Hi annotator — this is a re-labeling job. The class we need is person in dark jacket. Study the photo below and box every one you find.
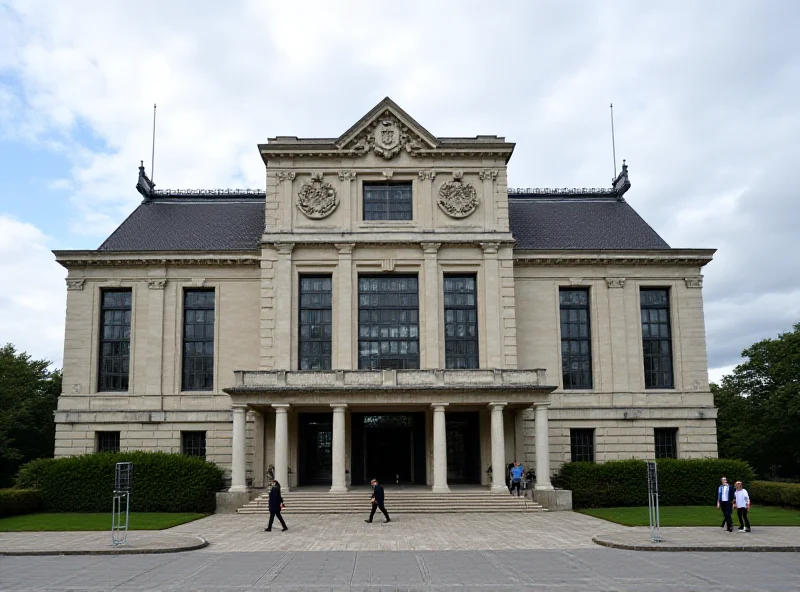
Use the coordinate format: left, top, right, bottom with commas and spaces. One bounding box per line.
365, 478, 391, 523
265, 480, 288, 532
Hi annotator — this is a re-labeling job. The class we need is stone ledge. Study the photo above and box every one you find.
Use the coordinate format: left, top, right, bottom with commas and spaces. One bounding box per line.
592, 526, 800, 552
0, 532, 208, 556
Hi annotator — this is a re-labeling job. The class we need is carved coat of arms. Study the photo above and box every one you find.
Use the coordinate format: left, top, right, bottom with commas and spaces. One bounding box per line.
297, 174, 339, 219
438, 177, 480, 218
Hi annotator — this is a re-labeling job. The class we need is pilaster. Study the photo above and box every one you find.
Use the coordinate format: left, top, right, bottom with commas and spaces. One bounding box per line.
482, 243, 502, 368
335, 243, 355, 369
422, 242, 442, 369
274, 243, 294, 370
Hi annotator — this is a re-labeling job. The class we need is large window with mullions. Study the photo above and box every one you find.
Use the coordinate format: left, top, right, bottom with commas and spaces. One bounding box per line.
444, 276, 479, 369
363, 182, 413, 220
98, 289, 132, 392
299, 276, 333, 370
182, 290, 215, 391
559, 288, 593, 389
640, 288, 674, 389
358, 276, 419, 369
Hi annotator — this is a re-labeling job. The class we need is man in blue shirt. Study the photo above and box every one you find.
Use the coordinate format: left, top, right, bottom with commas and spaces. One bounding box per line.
717, 476, 733, 532
509, 461, 525, 497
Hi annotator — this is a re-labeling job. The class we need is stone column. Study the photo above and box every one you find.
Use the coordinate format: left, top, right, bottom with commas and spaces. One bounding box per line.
274, 243, 294, 370
431, 403, 450, 493
330, 404, 348, 493
482, 243, 502, 368
422, 242, 442, 369
229, 404, 249, 493
534, 402, 553, 490
335, 243, 355, 369
489, 402, 507, 493
273, 404, 290, 491
252, 410, 266, 489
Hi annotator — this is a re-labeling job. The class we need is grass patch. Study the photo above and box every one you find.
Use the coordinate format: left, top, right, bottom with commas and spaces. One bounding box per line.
0, 512, 206, 532
578, 505, 800, 527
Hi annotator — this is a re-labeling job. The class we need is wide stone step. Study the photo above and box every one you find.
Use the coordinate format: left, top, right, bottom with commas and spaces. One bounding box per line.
237, 489, 545, 514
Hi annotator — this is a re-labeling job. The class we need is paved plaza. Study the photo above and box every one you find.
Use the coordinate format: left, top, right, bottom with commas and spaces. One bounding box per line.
1, 513, 799, 590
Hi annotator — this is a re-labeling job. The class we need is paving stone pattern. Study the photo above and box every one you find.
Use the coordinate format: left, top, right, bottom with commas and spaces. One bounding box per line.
168, 511, 624, 552
2, 549, 800, 590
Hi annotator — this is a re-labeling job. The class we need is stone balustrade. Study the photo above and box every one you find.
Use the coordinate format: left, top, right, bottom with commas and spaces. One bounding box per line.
232, 368, 548, 390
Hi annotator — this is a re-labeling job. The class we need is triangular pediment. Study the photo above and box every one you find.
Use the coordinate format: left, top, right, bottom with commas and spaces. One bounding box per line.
336, 97, 439, 153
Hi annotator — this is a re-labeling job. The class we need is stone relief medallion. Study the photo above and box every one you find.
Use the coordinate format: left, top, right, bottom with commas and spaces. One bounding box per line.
297, 175, 339, 219
437, 178, 480, 218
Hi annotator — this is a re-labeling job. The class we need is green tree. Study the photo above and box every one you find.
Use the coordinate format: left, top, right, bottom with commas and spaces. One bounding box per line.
713, 323, 800, 479
0, 344, 62, 487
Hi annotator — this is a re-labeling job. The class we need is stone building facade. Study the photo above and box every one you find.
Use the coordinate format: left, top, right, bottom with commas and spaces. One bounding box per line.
53, 98, 717, 499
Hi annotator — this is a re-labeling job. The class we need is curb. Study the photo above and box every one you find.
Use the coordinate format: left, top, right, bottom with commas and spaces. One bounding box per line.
592, 536, 800, 553
0, 536, 209, 556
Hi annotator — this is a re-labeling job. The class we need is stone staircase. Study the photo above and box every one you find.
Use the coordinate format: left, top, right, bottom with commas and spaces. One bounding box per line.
237, 487, 546, 514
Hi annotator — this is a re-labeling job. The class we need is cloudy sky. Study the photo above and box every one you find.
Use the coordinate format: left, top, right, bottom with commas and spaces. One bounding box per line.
1, 0, 798, 382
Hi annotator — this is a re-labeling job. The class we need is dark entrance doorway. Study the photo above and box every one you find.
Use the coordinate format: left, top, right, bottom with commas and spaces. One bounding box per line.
298, 413, 332, 485
351, 412, 426, 485
446, 412, 481, 484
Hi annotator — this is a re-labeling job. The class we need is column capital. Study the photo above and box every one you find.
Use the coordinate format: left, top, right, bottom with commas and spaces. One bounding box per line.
421, 242, 441, 255
66, 278, 85, 291
431, 403, 449, 411
338, 170, 356, 181
275, 243, 295, 256
232, 404, 249, 412
272, 403, 290, 412
147, 279, 167, 290
488, 402, 507, 410
685, 276, 703, 289
330, 403, 348, 410
335, 242, 355, 255
479, 169, 498, 181
605, 277, 626, 289
533, 401, 552, 409
480, 242, 500, 255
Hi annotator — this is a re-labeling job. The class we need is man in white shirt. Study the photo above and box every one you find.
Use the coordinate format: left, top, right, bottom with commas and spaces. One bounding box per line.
716, 476, 734, 532
734, 481, 751, 532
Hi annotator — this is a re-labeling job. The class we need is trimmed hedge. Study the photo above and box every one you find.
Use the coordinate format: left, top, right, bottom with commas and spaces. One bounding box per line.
554, 458, 755, 509
15, 451, 224, 513
0, 488, 42, 518
750, 481, 800, 509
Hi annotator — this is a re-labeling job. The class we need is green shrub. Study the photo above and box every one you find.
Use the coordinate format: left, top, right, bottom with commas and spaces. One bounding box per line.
750, 481, 800, 509
555, 458, 754, 509
0, 488, 41, 518
16, 452, 224, 513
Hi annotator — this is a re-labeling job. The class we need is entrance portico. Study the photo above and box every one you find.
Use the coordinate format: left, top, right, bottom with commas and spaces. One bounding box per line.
224, 368, 556, 494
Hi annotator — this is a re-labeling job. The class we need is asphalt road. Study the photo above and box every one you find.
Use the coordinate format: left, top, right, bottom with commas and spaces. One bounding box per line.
1, 548, 799, 591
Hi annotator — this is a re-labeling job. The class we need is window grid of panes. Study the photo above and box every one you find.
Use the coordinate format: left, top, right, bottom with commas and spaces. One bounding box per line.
98, 290, 132, 392
358, 276, 420, 369
559, 289, 593, 389
182, 290, 215, 391
96, 431, 120, 453
444, 276, 479, 369
181, 431, 207, 458
640, 289, 674, 389
654, 428, 678, 459
363, 183, 413, 220
570, 428, 595, 462
299, 276, 333, 370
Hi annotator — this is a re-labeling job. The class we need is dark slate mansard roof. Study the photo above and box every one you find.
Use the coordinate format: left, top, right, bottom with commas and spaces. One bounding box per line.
508, 163, 670, 250
98, 164, 265, 251
99, 161, 669, 252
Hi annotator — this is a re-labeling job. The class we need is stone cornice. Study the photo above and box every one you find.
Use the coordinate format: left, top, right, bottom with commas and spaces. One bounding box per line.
261, 233, 516, 248
53, 250, 260, 269
513, 249, 715, 267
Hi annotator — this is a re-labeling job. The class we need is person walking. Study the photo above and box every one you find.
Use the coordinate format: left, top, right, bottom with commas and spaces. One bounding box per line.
717, 476, 733, 532
264, 480, 288, 532
509, 461, 525, 497
734, 481, 752, 532
365, 478, 391, 523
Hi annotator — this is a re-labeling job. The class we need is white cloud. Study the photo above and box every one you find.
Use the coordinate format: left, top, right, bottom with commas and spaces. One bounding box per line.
0, 215, 66, 367
0, 0, 799, 371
